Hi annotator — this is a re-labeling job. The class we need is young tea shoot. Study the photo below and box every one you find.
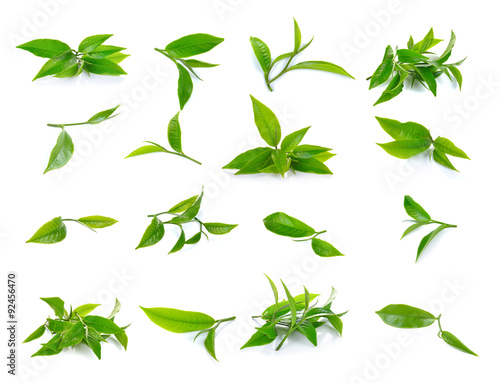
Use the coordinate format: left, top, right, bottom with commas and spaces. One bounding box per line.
224, 96, 336, 176
155, 34, 223, 109
44, 105, 119, 173
140, 306, 235, 361
401, 196, 456, 262
263, 212, 343, 257
17, 35, 128, 81
376, 304, 477, 356
242, 276, 346, 351
136, 188, 237, 253
376, 117, 470, 172
26, 216, 117, 244
368, 28, 465, 105
250, 18, 354, 91
24, 298, 129, 359
125, 112, 201, 165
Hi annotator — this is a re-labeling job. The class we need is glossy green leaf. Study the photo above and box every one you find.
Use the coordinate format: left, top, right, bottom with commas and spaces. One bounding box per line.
292, 145, 331, 159
411, 28, 440, 53
108, 298, 122, 319
44, 130, 74, 173
416, 66, 437, 96
85, 327, 102, 359
404, 195, 431, 221
280, 127, 310, 152
168, 196, 198, 214
440, 331, 477, 356
437, 31, 456, 62
85, 45, 125, 59
377, 139, 432, 159
82, 57, 127, 76
47, 319, 72, 333
106, 52, 129, 64
396, 49, 429, 63
375, 117, 431, 141
177, 63, 193, 110
374, 71, 407, 106
434, 137, 469, 159
32, 335, 63, 357
203, 223, 238, 235
433, 149, 458, 171
223, 147, 273, 170
376, 304, 436, 328
416, 224, 452, 261
293, 18, 302, 51
263, 212, 315, 238
73, 303, 100, 317
287, 61, 354, 79
204, 328, 217, 361
327, 314, 343, 336
17, 39, 70, 58
87, 105, 119, 124
27, 217, 67, 244
171, 190, 203, 224
290, 157, 333, 174
59, 322, 85, 349
125, 145, 165, 158
241, 328, 276, 349
32, 51, 77, 81
401, 221, 431, 239
448, 65, 462, 90
185, 232, 202, 244
115, 331, 128, 350
140, 307, 215, 333
77, 216, 117, 229
23, 325, 46, 343
168, 227, 185, 254
165, 34, 224, 58
167, 112, 182, 153
250, 37, 272, 73
136, 216, 165, 249
83, 315, 125, 334
297, 321, 317, 346
369, 45, 394, 89
281, 281, 297, 327
311, 238, 343, 257
272, 149, 290, 177
54, 62, 80, 78
250, 96, 281, 147
183, 59, 218, 68
78, 34, 112, 53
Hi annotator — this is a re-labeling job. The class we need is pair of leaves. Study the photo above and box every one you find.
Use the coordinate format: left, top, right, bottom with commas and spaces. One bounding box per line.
223, 96, 335, 176
136, 189, 237, 253
376, 116, 470, 171
126, 112, 201, 165
369, 29, 465, 105
44, 105, 119, 173
376, 304, 477, 356
263, 212, 343, 257
140, 306, 235, 361
26, 215, 117, 244
242, 276, 346, 351
155, 34, 223, 109
250, 18, 353, 91
25, 298, 128, 359
17, 35, 128, 81
401, 196, 456, 261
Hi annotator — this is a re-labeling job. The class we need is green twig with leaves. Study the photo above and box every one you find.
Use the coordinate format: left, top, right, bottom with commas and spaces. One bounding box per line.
24, 298, 129, 360
17, 35, 128, 81
251, 18, 354, 91
376, 117, 470, 172
368, 28, 465, 105
376, 304, 477, 356
263, 212, 343, 257
224, 96, 336, 176
401, 196, 456, 262
44, 105, 119, 173
242, 276, 346, 351
155, 34, 223, 110
136, 188, 237, 253
125, 112, 201, 165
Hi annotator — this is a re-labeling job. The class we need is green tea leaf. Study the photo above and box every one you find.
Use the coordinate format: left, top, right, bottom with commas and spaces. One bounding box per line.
204, 328, 217, 361
140, 307, 215, 333
78, 34, 113, 53
168, 196, 198, 214
47, 319, 72, 333
17, 39, 71, 58
136, 217, 165, 249
401, 221, 431, 239
373, 71, 407, 105
396, 49, 429, 63
292, 145, 331, 159
272, 149, 290, 177
327, 314, 343, 336
87, 105, 119, 124
125, 145, 166, 158
369, 45, 394, 89
27, 217, 67, 244
293, 18, 302, 51
54, 62, 80, 78
83, 315, 125, 334
448, 65, 462, 90
223, 147, 273, 170
106, 52, 129, 64
115, 331, 128, 351
411, 28, 440, 53
263, 212, 316, 238
77, 216, 117, 229
311, 238, 343, 257
290, 157, 333, 175
44, 130, 74, 173
250, 37, 272, 73
167, 112, 182, 153
377, 139, 432, 159
203, 223, 238, 235
375, 117, 431, 141
185, 232, 202, 244
416, 224, 452, 261
177, 63, 193, 110
241, 328, 276, 349
165, 34, 224, 58
416, 66, 437, 96
433, 137, 469, 159
250, 95, 281, 147
287, 61, 354, 79
297, 321, 317, 346
171, 190, 203, 224
168, 227, 185, 254
281, 281, 297, 327
73, 303, 100, 317
108, 298, 122, 319
440, 331, 478, 356
85, 327, 102, 359
376, 304, 436, 328
59, 322, 85, 349
280, 127, 310, 152
183, 59, 218, 68
437, 30, 456, 62
23, 325, 46, 343
85, 45, 125, 59
404, 195, 431, 221
33, 51, 77, 81
433, 149, 458, 171
82, 57, 127, 76
32, 335, 63, 357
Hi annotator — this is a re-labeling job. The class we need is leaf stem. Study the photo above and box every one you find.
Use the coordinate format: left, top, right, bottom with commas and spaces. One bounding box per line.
47, 122, 88, 128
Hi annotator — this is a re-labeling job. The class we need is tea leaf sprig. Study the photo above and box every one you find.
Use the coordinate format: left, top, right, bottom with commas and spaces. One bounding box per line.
263, 212, 343, 257
401, 196, 456, 262
17, 35, 128, 81
140, 306, 235, 361
243, 276, 346, 351
44, 105, 119, 173
376, 117, 470, 172
224, 96, 335, 176
251, 18, 354, 91
136, 188, 237, 253
376, 304, 477, 356
26, 215, 117, 244
24, 298, 129, 360
368, 28, 465, 105
125, 112, 201, 165
155, 34, 224, 110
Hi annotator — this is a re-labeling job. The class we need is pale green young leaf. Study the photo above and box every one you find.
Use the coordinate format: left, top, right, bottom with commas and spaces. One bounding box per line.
140, 307, 215, 333
293, 18, 302, 51
396, 49, 429, 63
165, 34, 224, 58
287, 61, 354, 79
83, 315, 125, 334
416, 224, 453, 261
125, 145, 166, 158
73, 303, 100, 317
27, 217, 67, 244
78, 34, 113, 53
203, 223, 238, 235
292, 145, 332, 158
87, 105, 119, 124
32, 51, 77, 81
281, 281, 297, 327
311, 238, 343, 257
82, 57, 127, 76
433, 149, 458, 171
280, 127, 310, 152
168, 196, 198, 214
85, 45, 125, 59
250, 37, 272, 73
433, 137, 469, 159
167, 112, 182, 153
23, 325, 46, 343
77, 216, 117, 229
183, 59, 218, 68
272, 149, 290, 177
250, 95, 281, 147
204, 328, 217, 361
168, 227, 185, 254
171, 190, 203, 224
223, 147, 273, 170
136, 216, 165, 249
448, 65, 462, 90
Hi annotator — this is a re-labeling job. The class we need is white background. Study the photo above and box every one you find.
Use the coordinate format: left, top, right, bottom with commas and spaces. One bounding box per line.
1, 0, 498, 382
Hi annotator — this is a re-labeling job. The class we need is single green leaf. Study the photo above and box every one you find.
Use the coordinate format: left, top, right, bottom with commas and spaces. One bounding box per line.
376, 304, 436, 328
17, 39, 71, 58
404, 195, 431, 221
401, 221, 431, 239
281, 281, 297, 327
292, 145, 332, 159
169, 227, 185, 254
411, 28, 440, 53
44, 130, 74, 174
32, 50, 77, 81
263, 212, 316, 238
177, 63, 193, 110
203, 223, 238, 235
204, 328, 217, 361
167, 112, 182, 153
136, 216, 165, 249
377, 139, 432, 159
416, 66, 437, 96
185, 232, 202, 244
27, 217, 67, 244
433, 137, 469, 159
73, 303, 100, 317
77, 216, 117, 229
235, 149, 274, 174
85, 327, 102, 359
168, 196, 198, 214
313, 152, 335, 163
78, 34, 113, 53
87, 105, 119, 124
287, 60, 354, 79
23, 325, 46, 343
171, 190, 203, 224
82, 56, 127, 76
54, 62, 80, 78
125, 145, 166, 158
437, 31, 456, 62
264, 274, 279, 314
373, 71, 407, 105
369, 45, 394, 89
448, 65, 462, 90
297, 321, 317, 346
59, 322, 85, 349
250, 37, 272, 73
166, 34, 224, 58
83, 315, 125, 334
293, 18, 302, 51
183, 59, 218, 68
375, 117, 431, 141
272, 149, 290, 177
85, 45, 125, 59
416, 224, 452, 261
327, 314, 343, 336
241, 328, 276, 349
105, 52, 129, 64
223, 147, 273, 170
433, 149, 458, 171
32, 337, 63, 357
140, 307, 215, 333
396, 49, 429, 63
47, 319, 72, 333
290, 157, 333, 175
280, 127, 310, 152
115, 331, 128, 351
440, 331, 478, 356
250, 95, 281, 147
311, 238, 343, 257
108, 298, 122, 319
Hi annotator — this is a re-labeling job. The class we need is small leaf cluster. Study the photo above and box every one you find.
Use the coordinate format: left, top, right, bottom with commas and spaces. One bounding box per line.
263, 212, 343, 257
369, 28, 465, 105
376, 304, 477, 356
155, 34, 224, 109
140, 306, 235, 361
24, 298, 129, 360
17, 35, 128, 81
376, 117, 470, 171
126, 112, 201, 165
242, 276, 346, 351
224, 96, 336, 176
251, 18, 354, 91
44, 106, 119, 173
136, 189, 237, 253
27, 215, 118, 244
401, 196, 456, 262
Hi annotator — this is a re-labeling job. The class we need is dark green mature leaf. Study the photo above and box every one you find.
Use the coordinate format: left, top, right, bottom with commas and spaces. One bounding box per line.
171, 190, 203, 224
33, 50, 77, 81
376, 304, 436, 328
27, 217, 67, 244
140, 307, 215, 333
377, 139, 432, 159
416, 224, 452, 261
168, 196, 198, 214
204, 328, 217, 361
168, 227, 185, 254
440, 331, 478, 356
77, 216, 117, 229
87, 105, 119, 124
396, 49, 429, 63
177, 63, 193, 110
167, 112, 182, 153
448, 65, 462, 90
136, 216, 165, 249
23, 325, 46, 343
311, 238, 343, 257
44, 130, 74, 173
272, 149, 290, 177
281, 127, 310, 152
166, 34, 224, 58
250, 96, 281, 147
291, 157, 333, 174
203, 223, 238, 235
416, 66, 437, 96
433, 149, 458, 171
369, 45, 394, 89
59, 322, 85, 349
374, 71, 407, 105
292, 145, 331, 159
297, 321, 317, 346
250, 37, 272, 73
78, 34, 113, 53
82, 57, 127, 76
433, 137, 469, 159
17, 39, 71, 58
404, 195, 431, 221
287, 61, 354, 79
125, 145, 165, 158
263, 212, 316, 238
83, 316, 125, 334
375, 117, 431, 141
